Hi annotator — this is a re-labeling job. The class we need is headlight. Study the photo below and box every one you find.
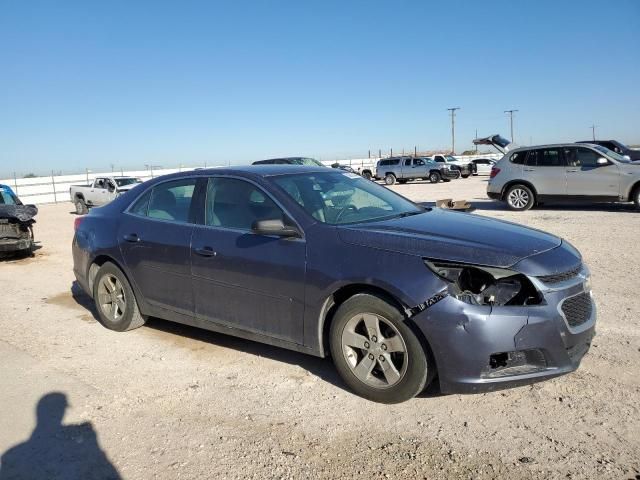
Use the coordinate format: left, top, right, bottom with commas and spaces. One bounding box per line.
425, 259, 543, 306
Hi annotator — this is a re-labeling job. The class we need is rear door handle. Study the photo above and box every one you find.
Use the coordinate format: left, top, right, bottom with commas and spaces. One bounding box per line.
523, 168, 534, 172
123, 233, 140, 243
567, 169, 578, 173
194, 246, 217, 257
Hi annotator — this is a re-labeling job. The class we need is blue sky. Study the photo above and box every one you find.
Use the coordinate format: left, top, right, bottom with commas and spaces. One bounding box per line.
1, 0, 639, 176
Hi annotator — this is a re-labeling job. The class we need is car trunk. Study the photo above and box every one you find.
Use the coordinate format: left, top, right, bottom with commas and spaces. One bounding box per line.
473, 134, 513, 154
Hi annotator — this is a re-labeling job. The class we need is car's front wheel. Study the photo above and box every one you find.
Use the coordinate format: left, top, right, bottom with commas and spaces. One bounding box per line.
330, 294, 430, 403
384, 174, 396, 185
428, 172, 441, 183
362, 171, 373, 181
632, 185, 640, 210
505, 184, 535, 211
75, 199, 88, 215
93, 262, 147, 332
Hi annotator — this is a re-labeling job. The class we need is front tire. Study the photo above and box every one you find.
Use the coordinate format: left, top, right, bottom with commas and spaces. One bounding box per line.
362, 171, 373, 181
75, 199, 88, 215
505, 184, 535, 211
93, 262, 147, 332
461, 174, 470, 179
632, 186, 640, 210
330, 294, 430, 403
429, 171, 441, 183
384, 174, 396, 185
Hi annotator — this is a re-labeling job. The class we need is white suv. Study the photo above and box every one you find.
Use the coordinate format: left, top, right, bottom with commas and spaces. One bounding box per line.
486, 143, 640, 211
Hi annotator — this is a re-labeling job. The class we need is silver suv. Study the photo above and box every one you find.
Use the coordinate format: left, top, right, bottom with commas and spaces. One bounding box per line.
487, 143, 640, 210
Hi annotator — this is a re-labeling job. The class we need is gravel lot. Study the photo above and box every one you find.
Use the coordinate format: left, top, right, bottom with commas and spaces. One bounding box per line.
1, 175, 639, 479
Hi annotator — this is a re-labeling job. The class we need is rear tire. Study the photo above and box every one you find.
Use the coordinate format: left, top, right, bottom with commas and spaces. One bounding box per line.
429, 171, 441, 183
362, 171, 373, 181
93, 262, 147, 332
330, 294, 430, 404
75, 199, 88, 215
505, 184, 535, 211
384, 174, 396, 185
461, 174, 470, 179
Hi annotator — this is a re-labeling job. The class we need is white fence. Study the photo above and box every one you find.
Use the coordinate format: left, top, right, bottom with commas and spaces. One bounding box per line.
1, 153, 502, 205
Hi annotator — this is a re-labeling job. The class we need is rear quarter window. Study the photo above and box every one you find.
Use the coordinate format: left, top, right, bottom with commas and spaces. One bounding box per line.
510, 151, 528, 165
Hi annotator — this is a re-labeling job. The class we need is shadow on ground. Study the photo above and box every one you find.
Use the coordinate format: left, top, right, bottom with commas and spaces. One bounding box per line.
0, 392, 120, 480
69, 281, 443, 399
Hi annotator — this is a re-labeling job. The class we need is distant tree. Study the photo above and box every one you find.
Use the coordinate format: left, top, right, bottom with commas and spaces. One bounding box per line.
23, 173, 37, 178
461, 150, 477, 155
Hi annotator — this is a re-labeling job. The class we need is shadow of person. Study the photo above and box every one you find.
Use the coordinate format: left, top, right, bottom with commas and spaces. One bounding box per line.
0, 393, 121, 480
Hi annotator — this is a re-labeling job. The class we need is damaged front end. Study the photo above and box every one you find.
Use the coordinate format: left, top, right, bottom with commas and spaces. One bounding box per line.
0, 204, 37, 254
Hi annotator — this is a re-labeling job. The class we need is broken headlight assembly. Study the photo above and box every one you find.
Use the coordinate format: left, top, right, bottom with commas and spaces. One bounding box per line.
424, 259, 543, 307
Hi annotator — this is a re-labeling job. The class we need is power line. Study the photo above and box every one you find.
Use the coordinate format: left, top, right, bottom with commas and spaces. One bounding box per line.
504, 109, 518, 143
447, 107, 460, 154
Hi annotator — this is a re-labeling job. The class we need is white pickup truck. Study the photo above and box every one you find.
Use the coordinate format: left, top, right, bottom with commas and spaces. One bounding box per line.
70, 176, 142, 214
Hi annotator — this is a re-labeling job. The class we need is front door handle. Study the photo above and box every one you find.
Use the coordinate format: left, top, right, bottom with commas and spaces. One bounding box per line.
566, 169, 578, 173
123, 233, 140, 243
194, 246, 217, 257
523, 168, 534, 172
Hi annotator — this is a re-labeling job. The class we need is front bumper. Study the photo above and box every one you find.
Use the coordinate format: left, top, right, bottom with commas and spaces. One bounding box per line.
0, 238, 32, 252
441, 169, 460, 179
412, 272, 596, 394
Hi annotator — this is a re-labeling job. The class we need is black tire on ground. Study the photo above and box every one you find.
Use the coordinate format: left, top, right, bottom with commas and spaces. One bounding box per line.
442, 178, 451, 182
384, 174, 396, 185
633, 186, 640, 210
461, 174, 470, 179
75, 199, 88, 215
429, 171, 441, 183
397, 179, 408, 184
505, 184, 535, 211
362, 171, 373, 181
329, 293, 430, 404
92, 262, 147, 332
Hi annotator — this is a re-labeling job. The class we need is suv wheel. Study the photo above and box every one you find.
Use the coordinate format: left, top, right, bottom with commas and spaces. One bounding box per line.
428, 172, 441, 183
384, 174, 396, 185
93, 262, 147, 332
330, 294, 430, 403
505, 184, 535, 211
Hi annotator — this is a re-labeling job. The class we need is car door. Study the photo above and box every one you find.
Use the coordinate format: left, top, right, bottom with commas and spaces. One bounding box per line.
91, 178, 109, 205
522, 148, 567, 196
118, 177, 200, 316
401, 158, 412, 179
563, 146, 620, 198
411, 158, 428, 178
190, 176, 306, 344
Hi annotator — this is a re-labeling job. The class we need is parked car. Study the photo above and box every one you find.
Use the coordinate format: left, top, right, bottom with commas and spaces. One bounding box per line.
375, 157, 458, 185
70, 176, 142, 215
576, 140, 640, 161
470, 158, 496, 175
331, 163, 360, 175
252, 157, 327, 167
73, 166, 595, 403
487, 143, 640, 210
0, 184, 37, 254
431, 155, 473, 178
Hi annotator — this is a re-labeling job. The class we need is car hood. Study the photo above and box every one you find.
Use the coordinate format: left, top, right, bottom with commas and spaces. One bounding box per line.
338, 209, 576, 273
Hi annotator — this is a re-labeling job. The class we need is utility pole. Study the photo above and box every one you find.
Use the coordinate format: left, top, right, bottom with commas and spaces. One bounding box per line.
475, 129, 478, 154
590, 124, 598, 141
504, 109, 518, 143
447, 107, 460, 154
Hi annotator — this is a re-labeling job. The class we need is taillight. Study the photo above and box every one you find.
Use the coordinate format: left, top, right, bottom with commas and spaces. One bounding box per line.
74, 216, 85, 231
490, 167, 501, 178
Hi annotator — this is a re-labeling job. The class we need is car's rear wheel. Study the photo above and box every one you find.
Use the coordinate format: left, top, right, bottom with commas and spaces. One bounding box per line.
429, 172, 441, 183
384, 174, 396, 185
330, 294, 430, 403
93, 262, 146, 332
461, 173, 470, 179
362, 171, 372, 181
75, 199, 88, 215
505, 184, 535, 211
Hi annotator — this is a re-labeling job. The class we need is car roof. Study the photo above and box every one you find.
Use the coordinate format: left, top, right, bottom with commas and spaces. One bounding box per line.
196, 164, 330, 177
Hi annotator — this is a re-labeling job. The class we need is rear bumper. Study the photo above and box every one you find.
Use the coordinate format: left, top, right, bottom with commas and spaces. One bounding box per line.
412, 279, 596, 394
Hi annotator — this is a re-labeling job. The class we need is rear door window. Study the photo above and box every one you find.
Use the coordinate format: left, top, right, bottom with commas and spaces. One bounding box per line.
527, 149, 564, 167
146, 179, 197, 222
404, 158, 412, 166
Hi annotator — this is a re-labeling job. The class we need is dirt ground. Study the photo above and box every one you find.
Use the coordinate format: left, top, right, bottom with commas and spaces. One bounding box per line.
1, 175, 639, 479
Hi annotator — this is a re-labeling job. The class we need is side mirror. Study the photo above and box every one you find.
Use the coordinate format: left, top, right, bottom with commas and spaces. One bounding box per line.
597, 157, 609, 165
623, 155, 631, 161
251, 219, 300, 238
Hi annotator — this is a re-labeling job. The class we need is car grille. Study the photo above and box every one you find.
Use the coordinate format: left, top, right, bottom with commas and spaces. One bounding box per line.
561, 292, 592, 328
537, 264, 582, 284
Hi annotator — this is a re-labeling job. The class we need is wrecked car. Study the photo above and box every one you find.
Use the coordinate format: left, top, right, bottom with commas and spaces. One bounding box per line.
72, 166, 595, 403
0, 184, 37, 255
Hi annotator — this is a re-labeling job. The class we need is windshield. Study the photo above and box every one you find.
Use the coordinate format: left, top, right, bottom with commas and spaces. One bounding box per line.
115, 177, 142, 187
273, 171, 423, 225
444, 155, 458, 162
290, 157, 325, 167
594, 145, 631, 163
0, 186, 19, 205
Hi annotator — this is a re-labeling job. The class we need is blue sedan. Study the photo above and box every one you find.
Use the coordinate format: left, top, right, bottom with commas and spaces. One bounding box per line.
73, 166, 595, 403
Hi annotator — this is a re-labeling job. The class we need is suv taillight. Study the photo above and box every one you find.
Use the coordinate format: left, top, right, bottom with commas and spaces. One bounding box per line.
74, 216, 85, 231
490, 167, 501, 178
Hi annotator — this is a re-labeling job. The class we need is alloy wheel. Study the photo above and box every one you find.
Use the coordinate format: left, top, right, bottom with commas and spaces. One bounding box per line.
341, 313, 408, 389
508, 188, 529, 209
97, 274, 126, 322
